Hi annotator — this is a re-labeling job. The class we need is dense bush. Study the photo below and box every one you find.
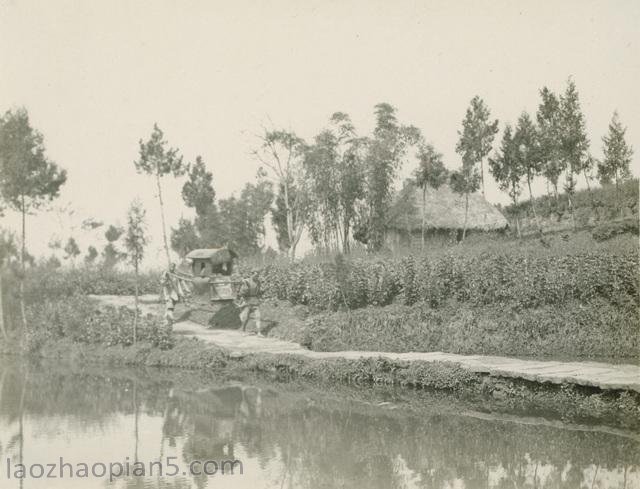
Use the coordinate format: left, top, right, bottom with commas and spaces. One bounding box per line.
258, 245, 639, 312
592, 218, 639, 241
302, 299, 639, 358
24, 295, 173, 353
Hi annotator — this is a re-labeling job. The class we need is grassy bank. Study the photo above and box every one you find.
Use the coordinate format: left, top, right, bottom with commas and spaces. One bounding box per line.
1, 293, 637, 430
300, 299, 639, 358
9, 335, 637, 431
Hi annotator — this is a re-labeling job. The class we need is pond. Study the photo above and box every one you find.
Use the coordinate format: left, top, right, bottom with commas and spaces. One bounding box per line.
0, 358, 637, 489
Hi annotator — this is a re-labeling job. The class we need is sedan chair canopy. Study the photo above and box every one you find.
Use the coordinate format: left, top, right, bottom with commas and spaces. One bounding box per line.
185, 247, 238, 276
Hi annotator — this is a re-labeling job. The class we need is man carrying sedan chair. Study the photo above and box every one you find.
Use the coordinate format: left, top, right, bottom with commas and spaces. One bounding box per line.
235, 270, 264, 337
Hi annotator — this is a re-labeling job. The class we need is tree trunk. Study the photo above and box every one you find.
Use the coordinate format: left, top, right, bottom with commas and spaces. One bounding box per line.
342, 219, 350, 254
583, 169, 592, 191
567, 192, 576, 230
0, 272, 7, 341
155, 174, 171, 267
615, 170, 621, 217
20, 195, 27, 333
461, 192, 469, 242
133, 381, 139, 463
480, 159, 485, 197
527, 174, 543, 236
421, 186, 426, 251
133, 260, 139, 345
282, 179, 295, 260
513, 188, 522, 239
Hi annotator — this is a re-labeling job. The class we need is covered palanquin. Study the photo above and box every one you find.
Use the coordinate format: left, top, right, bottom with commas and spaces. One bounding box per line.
174, 247, 242, 328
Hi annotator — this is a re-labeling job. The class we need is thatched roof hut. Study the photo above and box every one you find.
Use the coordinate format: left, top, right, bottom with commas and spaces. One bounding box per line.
388, 182, 508, 234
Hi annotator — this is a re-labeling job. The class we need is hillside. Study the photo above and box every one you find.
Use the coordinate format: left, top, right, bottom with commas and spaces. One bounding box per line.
500, 179, 639, 237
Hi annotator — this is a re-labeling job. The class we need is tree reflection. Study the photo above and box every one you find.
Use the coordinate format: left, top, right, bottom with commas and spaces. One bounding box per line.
0, 359, 637, 489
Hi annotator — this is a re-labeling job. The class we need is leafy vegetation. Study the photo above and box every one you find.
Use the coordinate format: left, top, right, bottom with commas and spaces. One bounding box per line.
23, 295, 173, 353
301, 299, 639, 358
258, 238, 638, 312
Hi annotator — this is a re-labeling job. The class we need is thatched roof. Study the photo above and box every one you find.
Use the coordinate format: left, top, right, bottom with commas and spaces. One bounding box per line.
388, 182, 508, 232
185, 247, 238, 264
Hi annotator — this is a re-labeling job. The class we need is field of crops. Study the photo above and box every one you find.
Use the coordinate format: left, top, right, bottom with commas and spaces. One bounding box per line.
258, 235, 638, 312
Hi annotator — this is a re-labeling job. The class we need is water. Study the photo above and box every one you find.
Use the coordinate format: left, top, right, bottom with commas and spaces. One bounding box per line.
0, 358, 638, 489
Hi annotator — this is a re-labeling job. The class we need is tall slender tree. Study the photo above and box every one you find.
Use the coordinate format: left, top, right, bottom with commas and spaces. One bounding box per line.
599, 111, 634, 214
0, 230, 18, 340
414, 143, 448, 249
514, 112, 544, 235
125, 199, 147, 344
304, 112, 366, 253
456, 96, 499, 197
134, 124, 185, 266
536, 87, 563, 204
488, 125, 524, 238
0, 108, 67, 330
559, 78, 589, 229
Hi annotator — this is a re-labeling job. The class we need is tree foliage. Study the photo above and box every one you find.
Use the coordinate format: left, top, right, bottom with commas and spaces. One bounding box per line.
182, 155, 215, 217
102, 225, 125, 269
489, 125, 523, 236
599, 112, 633, 186
363, 103, 422, 250
599, 111, 634, 213
536, 87, 563, 198
0, 107, 66, 329
414, 143, 448, 248
0, 108, 67, 212
170, 218, 200, 257
85, 246, 98, 265
455, 96, 499, 196
559, 78, 590, 196
303, 112, 366, 253
125, 200, 148, 268
253, 129, 308, 258
63, 237, 81, 263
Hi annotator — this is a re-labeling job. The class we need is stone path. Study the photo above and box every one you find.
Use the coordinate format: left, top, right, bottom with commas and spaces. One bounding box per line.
90, 295, 640, 393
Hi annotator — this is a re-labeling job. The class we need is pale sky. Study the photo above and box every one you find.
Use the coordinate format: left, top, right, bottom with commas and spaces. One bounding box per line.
1, 0, 639, 266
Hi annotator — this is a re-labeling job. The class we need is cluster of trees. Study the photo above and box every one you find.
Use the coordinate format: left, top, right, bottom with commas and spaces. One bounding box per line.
168, 84, 634, 257
249, 104, 428, 256
488, 79, 634, 236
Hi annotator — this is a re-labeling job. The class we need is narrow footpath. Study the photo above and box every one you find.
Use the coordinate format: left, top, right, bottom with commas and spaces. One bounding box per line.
91, 295, 640, 393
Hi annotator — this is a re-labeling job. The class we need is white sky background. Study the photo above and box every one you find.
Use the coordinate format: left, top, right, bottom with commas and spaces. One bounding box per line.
1, 0, 639, 268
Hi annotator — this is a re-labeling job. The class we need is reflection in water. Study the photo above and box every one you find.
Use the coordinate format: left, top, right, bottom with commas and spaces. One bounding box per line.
0, 358, 637, 489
